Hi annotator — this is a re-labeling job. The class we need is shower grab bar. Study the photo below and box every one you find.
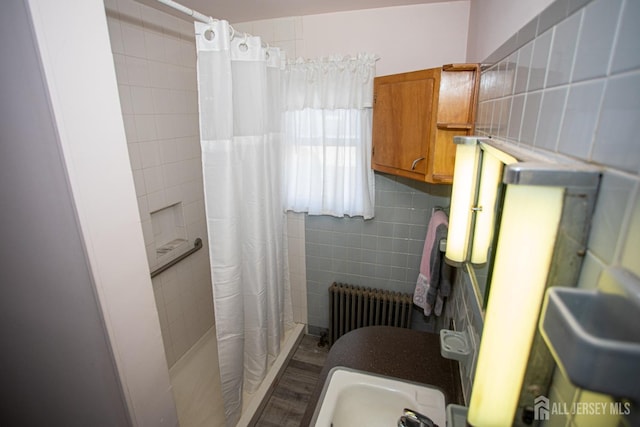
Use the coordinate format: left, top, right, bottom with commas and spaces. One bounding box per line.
150, 238, 203, 278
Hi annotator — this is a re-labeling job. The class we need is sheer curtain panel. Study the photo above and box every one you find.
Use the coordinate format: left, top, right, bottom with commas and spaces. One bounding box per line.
282, 54, 377, 219
194, 20, 293, 426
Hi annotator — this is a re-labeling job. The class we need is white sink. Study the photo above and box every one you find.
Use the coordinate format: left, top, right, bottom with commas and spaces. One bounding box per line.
310, 367, 446, 427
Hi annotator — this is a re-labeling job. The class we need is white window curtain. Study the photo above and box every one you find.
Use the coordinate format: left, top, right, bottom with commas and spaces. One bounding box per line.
282, 54, 377, 219
194, 21, 293, 426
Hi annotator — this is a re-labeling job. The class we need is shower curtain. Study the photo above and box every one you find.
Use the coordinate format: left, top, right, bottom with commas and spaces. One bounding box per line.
194, 21, 293, 425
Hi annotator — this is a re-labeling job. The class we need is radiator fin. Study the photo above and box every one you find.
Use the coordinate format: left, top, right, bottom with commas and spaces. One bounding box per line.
328, 282, 413, 345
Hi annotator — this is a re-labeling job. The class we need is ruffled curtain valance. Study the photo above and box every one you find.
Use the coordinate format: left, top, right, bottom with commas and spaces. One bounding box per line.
282, 53, 377, 110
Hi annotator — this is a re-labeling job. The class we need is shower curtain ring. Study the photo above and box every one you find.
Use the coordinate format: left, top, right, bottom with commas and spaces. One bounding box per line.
238, 33, 249, 52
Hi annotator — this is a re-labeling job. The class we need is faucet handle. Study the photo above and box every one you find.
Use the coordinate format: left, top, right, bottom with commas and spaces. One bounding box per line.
402, 408, 439, 427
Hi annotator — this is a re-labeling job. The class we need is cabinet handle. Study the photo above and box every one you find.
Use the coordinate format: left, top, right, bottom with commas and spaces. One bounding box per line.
411, 157, 425, 170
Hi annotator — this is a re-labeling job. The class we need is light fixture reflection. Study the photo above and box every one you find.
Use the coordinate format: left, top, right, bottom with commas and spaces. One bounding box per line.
467, 184, 564, 426
445, 139, 479, 264
470, 152, 502, 264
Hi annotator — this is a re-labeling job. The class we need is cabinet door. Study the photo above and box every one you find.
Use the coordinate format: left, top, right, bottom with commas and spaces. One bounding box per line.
372, 70, 438, 180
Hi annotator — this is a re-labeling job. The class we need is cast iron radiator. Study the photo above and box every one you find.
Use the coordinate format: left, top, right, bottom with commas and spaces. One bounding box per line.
328, 282, 413, 345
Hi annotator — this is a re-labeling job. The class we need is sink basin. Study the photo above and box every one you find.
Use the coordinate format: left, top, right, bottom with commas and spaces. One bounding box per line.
310, 367, 446, 427
540, 268, 640, 401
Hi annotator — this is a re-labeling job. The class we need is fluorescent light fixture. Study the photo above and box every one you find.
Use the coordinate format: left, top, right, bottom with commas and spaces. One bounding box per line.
445, 137, 479, 264
467, 183, 564, 426
469, 151, 502, 264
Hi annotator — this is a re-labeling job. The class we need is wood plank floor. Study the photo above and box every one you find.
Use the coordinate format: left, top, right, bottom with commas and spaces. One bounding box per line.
254, 335, 329, 427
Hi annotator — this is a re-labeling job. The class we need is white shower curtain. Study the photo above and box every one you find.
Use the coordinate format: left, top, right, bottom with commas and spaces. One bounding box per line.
194, 21, 293, 426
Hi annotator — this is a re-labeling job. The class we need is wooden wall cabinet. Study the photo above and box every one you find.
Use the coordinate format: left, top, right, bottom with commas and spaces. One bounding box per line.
371, 64, 480, 184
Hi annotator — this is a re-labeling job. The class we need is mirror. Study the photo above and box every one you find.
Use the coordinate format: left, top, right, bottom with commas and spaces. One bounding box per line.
445, 138, 518, 311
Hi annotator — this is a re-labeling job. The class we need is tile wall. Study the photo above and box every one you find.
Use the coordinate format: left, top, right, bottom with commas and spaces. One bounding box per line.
105, 0, 214, 367
232, 17, 303, 60
287, 212, 308, 324
304, 173, 452, 332
456, 0, 640, 423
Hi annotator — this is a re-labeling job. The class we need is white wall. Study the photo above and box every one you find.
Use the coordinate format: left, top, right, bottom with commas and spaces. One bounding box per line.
0, 2, 130, 424
466, 0, 554, 62
302, 2, 471, 75
236, 2, 471, 77
26, 0, 178, 425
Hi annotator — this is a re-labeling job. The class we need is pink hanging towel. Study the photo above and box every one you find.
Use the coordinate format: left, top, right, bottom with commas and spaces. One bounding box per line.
413, 209, 451, 316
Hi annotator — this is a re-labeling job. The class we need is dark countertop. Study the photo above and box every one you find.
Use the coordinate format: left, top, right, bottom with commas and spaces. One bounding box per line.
301, 325, 464, 426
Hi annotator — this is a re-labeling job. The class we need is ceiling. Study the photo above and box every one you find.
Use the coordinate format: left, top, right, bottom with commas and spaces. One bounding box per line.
147, 0, 450, 24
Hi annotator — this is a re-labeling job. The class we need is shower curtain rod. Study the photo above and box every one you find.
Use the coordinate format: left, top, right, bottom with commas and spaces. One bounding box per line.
154, 0, 212, 24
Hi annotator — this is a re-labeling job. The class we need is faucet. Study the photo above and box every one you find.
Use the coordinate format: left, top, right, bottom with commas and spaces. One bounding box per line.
397, 408, 439, 427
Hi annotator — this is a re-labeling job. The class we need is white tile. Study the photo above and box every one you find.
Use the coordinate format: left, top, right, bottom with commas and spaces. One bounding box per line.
121, 22, 147, 58
557, 80, 604, 160
165, 185, 182, 206
185, 90, 199, 115
147, 189, 167, 213
104, 0, 118, 12
161, 268, 181, 303
176, 136, 198, 161
520, 91, 542, 145
144, 29, 166, 62
231, 21, 253, 37
588, 171, 637, 264
507, 94, 525, 141
164, 35, 184, 66
479, 64, 499, 101
128, 142, 142, 170
183, 200, 205, 226
148, 61, 171, 89
294, 40, 304, 59
132, 169, 146, 195
578, 250, 606, 290
611, 0, 640, 74
514, 41, 533, 94
294, 17, 303, 40
131, 86, 156, 114
112, 54, 129, 84
107, 16, 125, 55
140, 4, 170, 32
573, 0, 621, 82
118, 84, 133, 115
125, 56, 151, 87
180, 40, 196, 68
274, 17, 296, 42
143, 165, 164, 194
546, 11, 580, 88
528, 30, 553, 91
534, 87, 567, 151
502, 53, 517, 97
137, 195, 150, 221
151, 88, 171, 114
134, 115, 157, 141
141, 219, 154, 247
163, 161, 186, 187
122, 115, 138, 143
251, 19, 276, 43
273, 40, 295, 60
181, 180, 204, 205
592, 72, 640, 173
159, 138, 179, 163
116, 0, 142, 25
139, 140, 162, 168
495, 97, 512, 140
476, 100, 493, 134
